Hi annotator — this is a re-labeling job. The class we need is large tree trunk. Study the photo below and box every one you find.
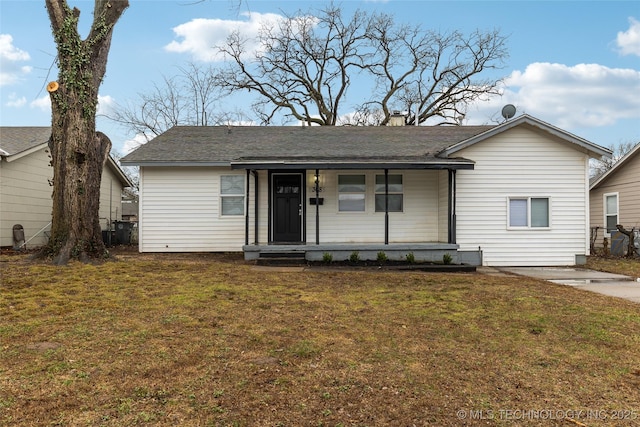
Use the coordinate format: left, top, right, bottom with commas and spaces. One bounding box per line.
43, 0, 128, 265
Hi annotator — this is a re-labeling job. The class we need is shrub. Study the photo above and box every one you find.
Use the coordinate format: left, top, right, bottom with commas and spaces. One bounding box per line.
443, 253, 453, 265
405, 252, 416, 264
376, 251, 388, 263
349, 251, 360, 263
322, 252, 333, 263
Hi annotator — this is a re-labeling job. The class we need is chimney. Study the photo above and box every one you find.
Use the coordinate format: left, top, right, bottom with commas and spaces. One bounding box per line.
387, 111, 406, 126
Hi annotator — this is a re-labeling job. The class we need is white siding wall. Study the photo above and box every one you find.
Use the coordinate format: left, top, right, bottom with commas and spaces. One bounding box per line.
99, 164, 125, 229
437, 170, 449, 243
0, 148, 53, 247
256, 170, 269, 244
305, 170, 440, 243
0, 149, 127, 248
139, 167, 254, 252
455, 127, 590, 266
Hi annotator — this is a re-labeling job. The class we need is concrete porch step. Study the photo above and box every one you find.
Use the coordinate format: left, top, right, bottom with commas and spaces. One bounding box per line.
256, 251, 307, 266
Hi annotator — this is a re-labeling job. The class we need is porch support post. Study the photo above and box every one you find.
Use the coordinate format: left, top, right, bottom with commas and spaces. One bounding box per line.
245, 168, 250, 246
448, 169, 457, 244
385, 168, 389, 245
253, 170, 259, 244
315, 169, 320, 245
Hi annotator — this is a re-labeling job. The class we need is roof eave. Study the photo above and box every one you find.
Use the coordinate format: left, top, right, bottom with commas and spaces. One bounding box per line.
3, 142, 49, 162
120, 160, 231, 167
440, 114, 613, 159
107, 156, 135, 188
230, 160, 475, 170
590, 141, 640, 190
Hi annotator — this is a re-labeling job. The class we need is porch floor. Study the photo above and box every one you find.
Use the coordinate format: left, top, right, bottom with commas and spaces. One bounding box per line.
243, 243, 483, 266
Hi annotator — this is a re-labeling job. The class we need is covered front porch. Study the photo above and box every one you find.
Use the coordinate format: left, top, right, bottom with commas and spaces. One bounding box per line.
233, 156, 478, 265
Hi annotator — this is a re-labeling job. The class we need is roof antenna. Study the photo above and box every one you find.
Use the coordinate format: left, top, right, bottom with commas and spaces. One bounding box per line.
501, 104, 516, 122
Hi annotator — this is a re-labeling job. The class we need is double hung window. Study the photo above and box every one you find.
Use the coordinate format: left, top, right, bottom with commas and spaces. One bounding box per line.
338, 175, 366, 212
508, 197, 550, 228
374, 174, 403, 212
604, 193, 618, 234
220, 175, 245, 216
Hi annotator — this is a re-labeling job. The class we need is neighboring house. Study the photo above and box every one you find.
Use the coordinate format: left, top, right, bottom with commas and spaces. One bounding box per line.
121, 114, 610, 266
0, 127, 133, 248
589, 142, 640, 253
121, 201, 139, 222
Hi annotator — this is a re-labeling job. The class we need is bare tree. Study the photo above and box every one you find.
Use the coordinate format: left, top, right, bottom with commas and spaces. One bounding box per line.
213, 4, 509, 126
43, 0, 128, 264
591, 141, 638, 178
108, 63, 247, 141
367, 24, 509, 125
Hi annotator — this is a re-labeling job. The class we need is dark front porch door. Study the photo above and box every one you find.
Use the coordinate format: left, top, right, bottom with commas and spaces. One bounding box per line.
273, 174, 303, 243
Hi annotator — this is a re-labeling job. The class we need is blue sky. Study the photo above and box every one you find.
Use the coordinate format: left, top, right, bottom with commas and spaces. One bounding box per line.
1, 0, 639, 156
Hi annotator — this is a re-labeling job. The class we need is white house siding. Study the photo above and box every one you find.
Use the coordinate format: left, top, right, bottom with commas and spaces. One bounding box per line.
256, 170, 269, 244
455, 127, 590, 266
437, 170, 449, 243
139, 167, 254, 252
305, 170, 440, 244
0, 147, 53, 247
99, 164, 126, 229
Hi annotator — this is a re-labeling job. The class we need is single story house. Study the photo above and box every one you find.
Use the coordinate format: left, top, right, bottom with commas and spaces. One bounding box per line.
120, 114, 611, 266
0, 127, 133, 248
589, 142, 640, 254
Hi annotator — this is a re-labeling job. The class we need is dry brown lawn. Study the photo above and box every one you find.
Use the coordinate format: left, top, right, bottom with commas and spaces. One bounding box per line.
1, 252, 639, 426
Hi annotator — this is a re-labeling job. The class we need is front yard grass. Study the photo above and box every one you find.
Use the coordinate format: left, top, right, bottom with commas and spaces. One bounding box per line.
1, 252, 639, 426
587, 255, 640, 278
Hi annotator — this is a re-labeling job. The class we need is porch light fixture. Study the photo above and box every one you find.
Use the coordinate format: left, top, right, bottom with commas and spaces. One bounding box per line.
311, 173, 324, 193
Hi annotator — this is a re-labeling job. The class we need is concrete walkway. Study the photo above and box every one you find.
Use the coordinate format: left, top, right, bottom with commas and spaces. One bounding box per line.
498, 267, 640, 303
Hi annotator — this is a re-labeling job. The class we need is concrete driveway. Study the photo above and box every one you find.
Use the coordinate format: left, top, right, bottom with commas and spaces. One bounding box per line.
498, 267, 640, 303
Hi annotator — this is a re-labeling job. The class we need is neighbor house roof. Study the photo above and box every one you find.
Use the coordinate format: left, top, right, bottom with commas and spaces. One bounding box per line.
589, 141, 640, 190
120, 114, 611, 169
0, 126, 133, 187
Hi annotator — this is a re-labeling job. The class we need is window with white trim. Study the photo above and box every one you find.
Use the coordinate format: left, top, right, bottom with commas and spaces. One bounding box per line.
604, 193, 618, 234
220, 175, 245, 216
375, 174, 403, 212
508, 197, 549, 228
338, 175, 366, 212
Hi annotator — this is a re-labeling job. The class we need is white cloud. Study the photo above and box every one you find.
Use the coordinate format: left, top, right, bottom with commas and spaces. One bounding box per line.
6, 93, 26, 108
466, 62, 640, 130
28, 93, 115, 115
617, 17, 640, 56
165, 12, 286, 62
97, 95, 116, 116
122, 133, 153, 155
30, 95, 51, 112
0, 34, 31, 86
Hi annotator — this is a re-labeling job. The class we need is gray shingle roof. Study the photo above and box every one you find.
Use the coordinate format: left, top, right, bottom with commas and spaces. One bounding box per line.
0, 127, 51, 155
0, 126, 133, 187
120, 125, 495, 166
